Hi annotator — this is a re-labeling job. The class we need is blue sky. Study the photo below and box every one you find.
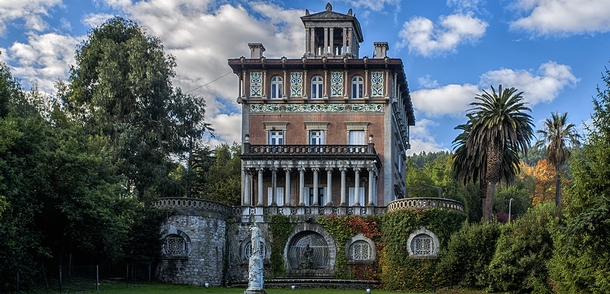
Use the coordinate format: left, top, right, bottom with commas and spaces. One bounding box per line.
1, 0, 609, 154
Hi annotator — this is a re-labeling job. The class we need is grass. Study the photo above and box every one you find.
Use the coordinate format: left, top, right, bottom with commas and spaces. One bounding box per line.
80, 282, 486, 294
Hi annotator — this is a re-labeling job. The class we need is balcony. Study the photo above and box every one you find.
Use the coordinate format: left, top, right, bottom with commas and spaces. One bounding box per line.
241, 143, 379, 162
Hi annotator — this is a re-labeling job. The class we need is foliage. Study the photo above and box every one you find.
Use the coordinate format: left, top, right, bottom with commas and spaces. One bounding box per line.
453, 85, 535, 221
409, 150, 451, 169
487, 202, 558, 293
535, 112, 581, 208
379, 209, 466, 291
436, 221, 501, 289
318, 215, 382, 280
268, 215, 297, 277
201, 143, 242, 205
60, 17, 211, 202
548, 64, 610, 293
493, 170, 534, 222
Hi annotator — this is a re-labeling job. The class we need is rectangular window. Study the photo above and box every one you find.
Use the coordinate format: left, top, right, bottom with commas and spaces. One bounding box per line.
269, 131, 284, 145
305, 187, 326, 206
348, 187, 366, 206
349, 130, 365, 145
267, 187, 285, 206
309, 130, 324, 145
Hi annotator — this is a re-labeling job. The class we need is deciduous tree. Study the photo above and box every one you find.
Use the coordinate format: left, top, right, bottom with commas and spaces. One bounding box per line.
535, 112, 580, 209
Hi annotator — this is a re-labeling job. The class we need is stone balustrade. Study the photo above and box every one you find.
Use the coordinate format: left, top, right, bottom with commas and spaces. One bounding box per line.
387, 197, 464, 213
154, 197, 234, 217
155, 197, 464, 220
245, 144, 374, 156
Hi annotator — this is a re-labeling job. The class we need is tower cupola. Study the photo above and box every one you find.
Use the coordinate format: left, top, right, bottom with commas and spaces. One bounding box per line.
301, 3, 364, 59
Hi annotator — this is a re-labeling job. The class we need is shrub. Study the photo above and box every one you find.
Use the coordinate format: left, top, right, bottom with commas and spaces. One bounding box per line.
379, 208, 466, 291
436, 221, 501, 289
487, 202, 558, 293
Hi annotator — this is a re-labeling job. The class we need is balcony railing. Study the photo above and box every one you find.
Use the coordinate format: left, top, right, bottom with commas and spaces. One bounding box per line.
387, 197, 465, 213
242, 143, 377, 159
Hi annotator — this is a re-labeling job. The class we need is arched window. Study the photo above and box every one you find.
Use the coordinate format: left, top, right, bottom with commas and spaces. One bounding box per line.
350, 240, 371, 260
270, 76, 282, 99
311, 75, 323, 98
345, 234, 376, 264
351, 75, 363, 98
407, 228, 440, 259
163, 234, 189, 257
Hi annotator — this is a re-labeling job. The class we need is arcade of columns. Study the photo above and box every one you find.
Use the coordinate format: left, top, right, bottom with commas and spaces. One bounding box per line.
242, 160, 379, 207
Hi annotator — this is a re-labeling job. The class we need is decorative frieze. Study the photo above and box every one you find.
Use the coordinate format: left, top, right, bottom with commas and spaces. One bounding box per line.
249, 103, 383, 113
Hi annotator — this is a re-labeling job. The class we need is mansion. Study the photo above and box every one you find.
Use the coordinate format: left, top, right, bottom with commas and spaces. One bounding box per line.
155, 3, 464, 288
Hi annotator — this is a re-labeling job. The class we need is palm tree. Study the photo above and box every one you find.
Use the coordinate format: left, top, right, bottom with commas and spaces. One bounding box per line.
535, 112, 580, 208
453, 112, 524, 221
456, 85, 534, 221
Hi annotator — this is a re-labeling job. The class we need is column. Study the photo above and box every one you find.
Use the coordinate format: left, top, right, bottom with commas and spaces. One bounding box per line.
323, 70, 328, 98
299, 167, 306, 206
257, 168, 264, 206
312, 168, 319, 206
364, 70, 369, 98
271, 167, 277, 205
329, 27, 334, 56
284, 168, 291, 206
353, 168, 360, 206
368, 168, 375, 206
342, 27, 346, 55
244, 169, 251, 206
323, 27, 328, 55
310, 28, 315, 56
347, 28, 352, 54
326, 168, 333, 206
283, 70, 287, 99
340, 167, 347, 205
241, 70, 246, 98
305, 26, 310, 54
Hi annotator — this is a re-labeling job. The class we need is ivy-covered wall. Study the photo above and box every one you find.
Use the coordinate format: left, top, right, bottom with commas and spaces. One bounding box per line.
318, 215, 382, 280
268, 215, 297, 277
379, 209, 466, 291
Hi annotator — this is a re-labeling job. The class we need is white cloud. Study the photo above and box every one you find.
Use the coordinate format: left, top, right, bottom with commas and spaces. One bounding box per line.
0, 0, 62, 35
411, 83, 479, 117
417, 75, 439, 88
209, 113, 242, 145
397, 13, 487, 56
407, 118, 448, 154
510, 0, 610, 35
119, 0, 305, 145
3, 33, 79, 92
82, 13, 116, 29
479, 61, 579, 105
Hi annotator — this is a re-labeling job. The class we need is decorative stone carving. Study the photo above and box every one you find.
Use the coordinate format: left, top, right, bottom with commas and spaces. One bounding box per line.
245, 223, 266, 294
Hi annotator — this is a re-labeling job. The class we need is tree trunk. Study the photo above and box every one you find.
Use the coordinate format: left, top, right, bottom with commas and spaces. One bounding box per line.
483, 143, 501, 221
483, 181, 495, 221
555, 171, 561, 208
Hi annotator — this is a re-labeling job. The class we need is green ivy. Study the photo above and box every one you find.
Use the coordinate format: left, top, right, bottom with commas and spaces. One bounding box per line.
379, 208, 466, 291
318, 215, 382, 280
268, 215, 297, 277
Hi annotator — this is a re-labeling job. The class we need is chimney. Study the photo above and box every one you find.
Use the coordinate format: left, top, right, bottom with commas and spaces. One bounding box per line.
374, 42, 389, 58
248, 43, 266, 59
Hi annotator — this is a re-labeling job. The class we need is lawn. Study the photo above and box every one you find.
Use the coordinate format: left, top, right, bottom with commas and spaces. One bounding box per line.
77, 282, 485, 294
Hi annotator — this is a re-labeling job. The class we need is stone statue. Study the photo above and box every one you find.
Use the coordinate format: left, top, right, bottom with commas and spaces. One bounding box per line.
300, 244, 314, 269
244, 223, 266, 294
